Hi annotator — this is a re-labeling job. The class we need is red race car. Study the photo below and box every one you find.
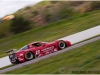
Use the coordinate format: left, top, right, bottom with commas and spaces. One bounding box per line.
6, 40, 71, 64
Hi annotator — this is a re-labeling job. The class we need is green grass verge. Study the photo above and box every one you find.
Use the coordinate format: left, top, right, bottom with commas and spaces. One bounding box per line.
0, 20, 12, 38
5, 37, 100, 74
0, 10, 100, 58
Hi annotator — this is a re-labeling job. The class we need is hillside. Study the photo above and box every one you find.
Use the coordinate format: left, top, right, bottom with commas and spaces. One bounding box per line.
0, 1, 100, 39
0, 10, 100, 58
15, 1, 100, 26
4, 37, 100, 74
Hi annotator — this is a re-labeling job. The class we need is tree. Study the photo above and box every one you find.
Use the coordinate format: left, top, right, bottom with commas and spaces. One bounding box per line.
10, 16, 31, 34
91, 1, 100, 11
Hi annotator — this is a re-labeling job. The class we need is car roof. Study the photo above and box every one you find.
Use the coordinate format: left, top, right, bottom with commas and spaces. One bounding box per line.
29, 41, 48, 45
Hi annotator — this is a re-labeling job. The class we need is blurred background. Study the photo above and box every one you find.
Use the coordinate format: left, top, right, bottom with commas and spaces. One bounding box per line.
0, 1, 100, 39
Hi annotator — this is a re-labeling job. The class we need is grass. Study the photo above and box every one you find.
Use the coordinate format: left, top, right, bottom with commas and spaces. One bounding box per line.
4, 37, 100, 74
0, 10, 100, 58
0, 20, 12, 38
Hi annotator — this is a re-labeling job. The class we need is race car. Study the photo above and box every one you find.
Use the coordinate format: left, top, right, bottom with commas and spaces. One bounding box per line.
6, 40, 71, 64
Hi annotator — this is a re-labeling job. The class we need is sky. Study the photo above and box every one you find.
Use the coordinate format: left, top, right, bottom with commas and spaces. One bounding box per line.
0, 0, 43, 18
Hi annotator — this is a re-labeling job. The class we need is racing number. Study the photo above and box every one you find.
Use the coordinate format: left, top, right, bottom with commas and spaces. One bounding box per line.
36, 50, 40, 55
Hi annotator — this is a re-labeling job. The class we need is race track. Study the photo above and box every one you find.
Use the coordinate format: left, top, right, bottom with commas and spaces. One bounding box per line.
1, 25, 100, 68
0, 35, 100, 73
0, 25, 100, 71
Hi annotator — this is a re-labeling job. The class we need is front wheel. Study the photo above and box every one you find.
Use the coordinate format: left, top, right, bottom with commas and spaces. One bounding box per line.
58, 40, 67, 50
24, 52, 35, 61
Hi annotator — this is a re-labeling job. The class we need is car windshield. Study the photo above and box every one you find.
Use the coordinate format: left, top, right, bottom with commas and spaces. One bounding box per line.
17, 45, 29, 52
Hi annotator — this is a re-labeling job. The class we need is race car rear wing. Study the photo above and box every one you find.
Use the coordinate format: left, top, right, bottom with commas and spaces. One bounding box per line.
6, 49, 17, 54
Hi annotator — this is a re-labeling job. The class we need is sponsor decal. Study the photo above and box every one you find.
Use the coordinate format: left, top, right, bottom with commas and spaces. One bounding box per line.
36, 46, 55, 55
20, 54, 23, 56
41, 46, 54, 52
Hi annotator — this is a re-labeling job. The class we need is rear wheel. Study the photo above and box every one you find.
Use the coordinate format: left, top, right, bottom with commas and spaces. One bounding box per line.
25, 52, 35, 61
58, 40, 67, 50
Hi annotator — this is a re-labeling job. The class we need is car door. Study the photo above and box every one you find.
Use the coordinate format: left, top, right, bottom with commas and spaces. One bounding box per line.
34, 43, 55, 57
41, 43, 55, 55
34, 43, 50, 56
34, 44, 46, 57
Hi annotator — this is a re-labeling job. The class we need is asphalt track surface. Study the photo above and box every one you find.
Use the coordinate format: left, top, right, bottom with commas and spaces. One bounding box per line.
0, 36, 100, 74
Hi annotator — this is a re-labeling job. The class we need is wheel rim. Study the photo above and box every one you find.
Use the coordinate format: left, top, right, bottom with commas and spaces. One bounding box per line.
59, 41, 66, 49
25, 52, 33, 60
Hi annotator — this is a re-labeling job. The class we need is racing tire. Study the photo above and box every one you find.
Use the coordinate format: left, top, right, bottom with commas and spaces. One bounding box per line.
25, 52, 35, 61
58, 40, 67, 50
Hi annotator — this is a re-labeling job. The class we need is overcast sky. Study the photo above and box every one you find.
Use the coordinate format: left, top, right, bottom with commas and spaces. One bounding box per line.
0, 0, 43, 18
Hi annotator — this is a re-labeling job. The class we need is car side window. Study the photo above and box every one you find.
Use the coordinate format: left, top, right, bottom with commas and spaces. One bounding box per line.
32, 42, 42, 47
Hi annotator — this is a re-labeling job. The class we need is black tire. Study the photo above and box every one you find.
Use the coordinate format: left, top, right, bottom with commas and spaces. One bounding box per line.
24, 52, 35, 61
58, 40, 67, 50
